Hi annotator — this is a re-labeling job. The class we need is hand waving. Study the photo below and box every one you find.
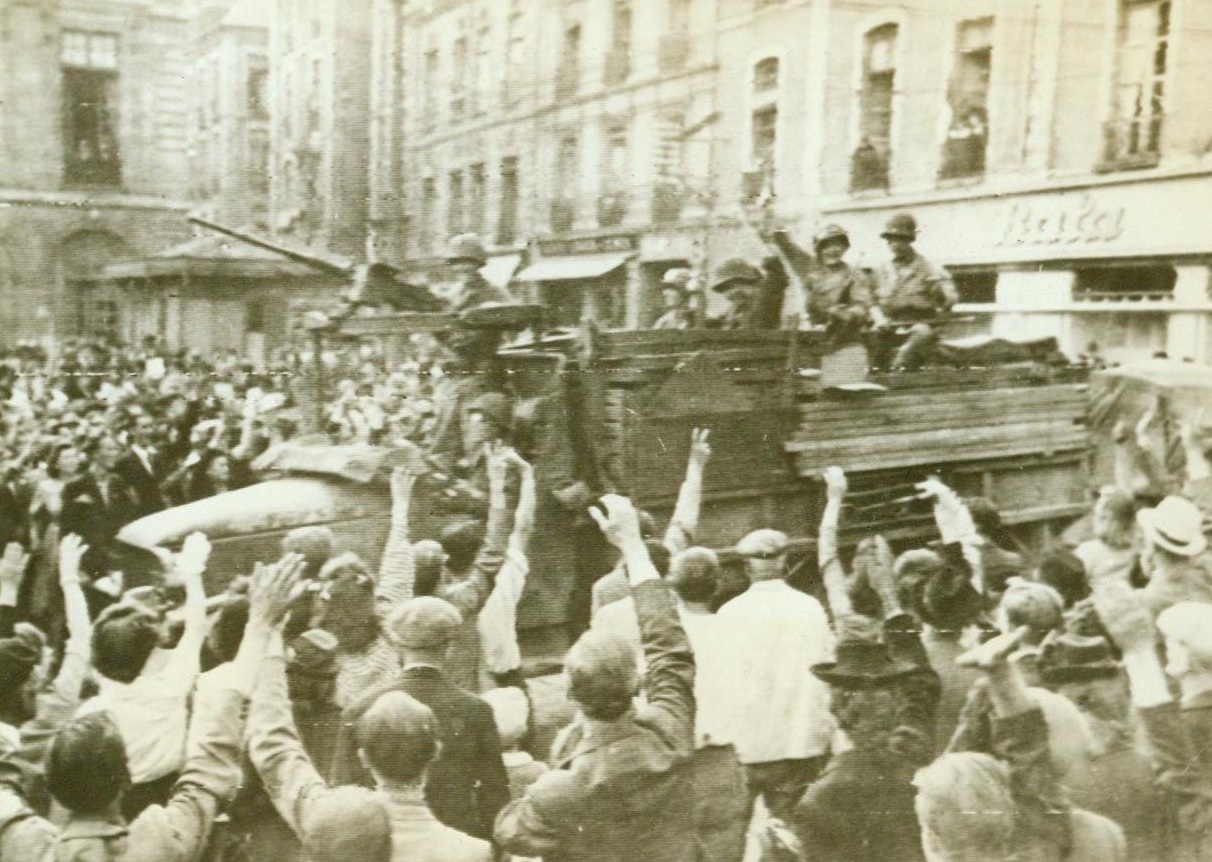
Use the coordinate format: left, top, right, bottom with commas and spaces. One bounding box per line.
687, 427, 712, 474
249, 552, 308, 629
587, 494, 642, 549
58, 534, 89, 587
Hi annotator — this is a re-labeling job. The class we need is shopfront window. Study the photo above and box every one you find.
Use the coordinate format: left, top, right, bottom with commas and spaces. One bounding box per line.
1073, 264, 1176, 301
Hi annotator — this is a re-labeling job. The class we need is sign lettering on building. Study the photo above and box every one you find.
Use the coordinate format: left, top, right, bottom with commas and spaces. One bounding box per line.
994, 193, 1125, 248
538, 234, 639, 256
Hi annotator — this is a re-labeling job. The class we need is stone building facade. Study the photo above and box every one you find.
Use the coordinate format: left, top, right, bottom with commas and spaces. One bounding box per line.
0, 0, 194, 342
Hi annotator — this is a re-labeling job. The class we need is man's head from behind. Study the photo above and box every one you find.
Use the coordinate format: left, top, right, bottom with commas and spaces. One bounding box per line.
668, 547, 720, 604
439, 519, 485, 575
735, 529, 789, 583
302, 786, 393, 862
355, 691, 439, 787
564, 628, 639, 721
1157, 601, 1212, 681
387, 596, 461, 665
91, 603, 161, 683
411, 539, 447, 598
46, 712, 131, 815
282, 526, 336, 580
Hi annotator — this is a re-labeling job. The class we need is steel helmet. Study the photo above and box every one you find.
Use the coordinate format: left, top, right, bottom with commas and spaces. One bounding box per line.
661, 267, 692, 288
446, 233, 488, 266
710, 257, 763, 293
814, 223, 851, 252
880, 213, 918, 241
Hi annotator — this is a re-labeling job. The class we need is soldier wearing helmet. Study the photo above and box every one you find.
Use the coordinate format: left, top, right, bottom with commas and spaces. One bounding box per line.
708, 257, 784, 330
770, 225, 875, 340
873, 213, 957, 369
445, 234, 515, 313
652, 268, 696, 330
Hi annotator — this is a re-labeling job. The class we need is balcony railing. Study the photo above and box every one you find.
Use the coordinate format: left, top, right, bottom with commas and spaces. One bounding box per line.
550, 198, 576, 233
1098, 117, 1162, 172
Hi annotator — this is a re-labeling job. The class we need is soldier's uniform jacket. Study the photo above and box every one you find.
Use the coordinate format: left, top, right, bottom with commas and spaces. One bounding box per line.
451, 273, 515, 314
875, 253, 957, 321
770, 231, 872, 329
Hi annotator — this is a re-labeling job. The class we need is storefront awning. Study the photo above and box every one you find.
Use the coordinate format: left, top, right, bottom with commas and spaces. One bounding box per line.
515, 252, 632, 282
481, 253, 522, 289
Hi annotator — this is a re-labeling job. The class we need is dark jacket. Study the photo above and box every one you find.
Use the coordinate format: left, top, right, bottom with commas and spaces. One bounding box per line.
330, 665, 510, 842
115, 450, 167, 519
494, 579, 698, 862
1137, 693, 1212, 862
60, 474, 139, 577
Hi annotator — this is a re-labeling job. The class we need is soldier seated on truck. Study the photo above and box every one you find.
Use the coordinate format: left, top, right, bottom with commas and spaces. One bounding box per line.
446, 234, 516, 313
770, 225, 875, 342
872, 212, 958, 370
708, 257, 784, 330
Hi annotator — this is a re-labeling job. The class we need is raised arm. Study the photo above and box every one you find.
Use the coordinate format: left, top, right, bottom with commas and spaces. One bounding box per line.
819, 466, 854, 620
478, 451, 535, 680
230, 391, 260, 462
665, 428, 710, 554
0, 542, 28, 638
441, 442, 510, 620
917, 478, 984, 596
127, 554, 300, 862
376, 464, 417, 612
590, 495, 694, 745
163, 532, 210, 681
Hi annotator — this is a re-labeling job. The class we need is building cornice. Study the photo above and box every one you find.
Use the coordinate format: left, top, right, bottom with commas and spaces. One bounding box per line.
0, 189, 189, 213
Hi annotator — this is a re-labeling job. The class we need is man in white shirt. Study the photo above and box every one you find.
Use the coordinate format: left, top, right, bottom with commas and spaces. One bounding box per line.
77, 532, 211, 818
717, 528, 835, 822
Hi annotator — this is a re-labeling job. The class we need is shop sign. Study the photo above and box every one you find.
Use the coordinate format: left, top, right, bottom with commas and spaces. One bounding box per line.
994, 193, 1126, 248
538, 233, 638, 256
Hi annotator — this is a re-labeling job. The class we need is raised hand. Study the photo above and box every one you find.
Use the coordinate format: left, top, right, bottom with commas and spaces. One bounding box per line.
687, 427, 712, 474
390, 464, 417, 510
485, 440, 509, 491
587, 494, 642, 549
249, 552, 308, 629
58, 534, 89, 586
175, 532, 212, 580
1135, 399, 1159, 449
823, 465, 847, 500
956, 625, 1029, 671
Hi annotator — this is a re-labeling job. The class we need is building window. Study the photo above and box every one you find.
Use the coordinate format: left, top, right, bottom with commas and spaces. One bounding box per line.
61, 30, 121, 188
745, 57, 779, 200
419, 177, 437, 252
606, 3, 632, 86
249, 129, 269, 194
246, 300, 266, 333
557, 24, 581, 101
504, 4, 527, 107
423, 48, 439, 131
451, 35, 468, 120
939, 18, 992, 180
653, 111, 685, 224
552, 134, 578, 232
472, 24, 490, 116
447, 170, 464, 236
1074, 264, 1176, 301
467, 163, 486, 236
497, 157, 519, 246
661, 0, 691, 72
599, 123, 628, 227
1102, 0, 1169, 169
851, 24, 898, 192
248, 66, 269, 119
951, 269, 998, 304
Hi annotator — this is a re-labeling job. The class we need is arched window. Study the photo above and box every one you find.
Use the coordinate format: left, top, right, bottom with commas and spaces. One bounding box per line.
851, 24, 897, 191
745, 57, 780, 199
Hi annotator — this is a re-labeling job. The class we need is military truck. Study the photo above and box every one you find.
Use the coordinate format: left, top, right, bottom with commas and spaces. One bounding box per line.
116, 315, 1093, 641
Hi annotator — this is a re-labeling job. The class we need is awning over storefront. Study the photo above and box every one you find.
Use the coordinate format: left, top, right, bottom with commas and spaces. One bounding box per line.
481, 253, 522, 289
515, 252, 632, 282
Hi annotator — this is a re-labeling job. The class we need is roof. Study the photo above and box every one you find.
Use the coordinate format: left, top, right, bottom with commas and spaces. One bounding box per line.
98, 232, 321, 281
515, 252, 632, 282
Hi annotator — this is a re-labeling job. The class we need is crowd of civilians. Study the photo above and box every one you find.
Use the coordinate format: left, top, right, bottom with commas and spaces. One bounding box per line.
0, 334, 1211, 862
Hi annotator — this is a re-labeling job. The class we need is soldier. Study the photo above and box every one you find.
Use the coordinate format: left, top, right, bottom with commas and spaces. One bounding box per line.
873, 213, 958, 369
652, 268, 694, 330
709, 257, 783, 330
446, 234, 516, 313
771, 225, 875, 340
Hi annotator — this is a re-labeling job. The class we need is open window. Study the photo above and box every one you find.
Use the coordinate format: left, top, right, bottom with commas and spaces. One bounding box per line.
851, 24, 897, 192
61, 31, 121, 188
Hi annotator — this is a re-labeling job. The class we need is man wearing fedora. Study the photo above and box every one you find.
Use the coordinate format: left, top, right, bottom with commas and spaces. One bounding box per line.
1134, 494, 1212, 615
717, 528, 834, 821
872, 212, 957, 370
791, 629, 937, 862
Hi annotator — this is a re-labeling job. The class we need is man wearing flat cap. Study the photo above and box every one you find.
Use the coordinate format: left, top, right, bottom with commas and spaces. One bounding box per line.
717, 528, 835, 821
330, 596, 509, 843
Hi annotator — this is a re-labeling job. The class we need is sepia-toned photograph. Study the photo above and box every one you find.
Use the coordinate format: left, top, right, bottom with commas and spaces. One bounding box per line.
0, 1, 1210, 860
